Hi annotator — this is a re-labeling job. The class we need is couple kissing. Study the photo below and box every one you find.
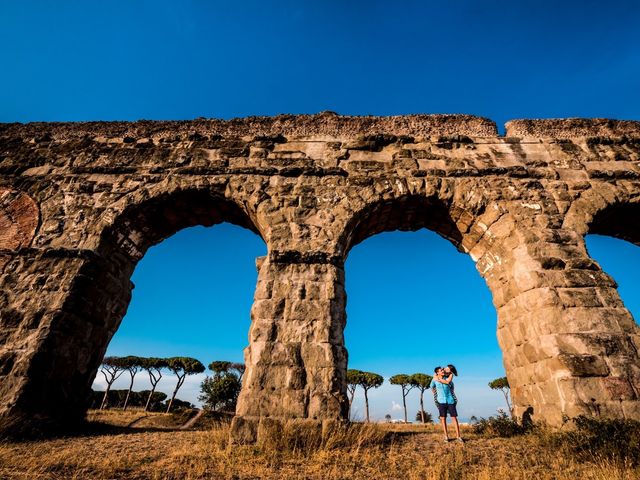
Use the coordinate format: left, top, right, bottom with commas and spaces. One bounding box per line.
430, 364, 463, 443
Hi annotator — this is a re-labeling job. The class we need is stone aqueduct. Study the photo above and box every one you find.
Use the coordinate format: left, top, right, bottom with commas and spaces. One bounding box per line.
1, 112, 639, 440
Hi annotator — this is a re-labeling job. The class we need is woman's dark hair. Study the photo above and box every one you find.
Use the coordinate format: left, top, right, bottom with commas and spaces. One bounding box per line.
447, 364, 458, 376
434, 366, 442, 374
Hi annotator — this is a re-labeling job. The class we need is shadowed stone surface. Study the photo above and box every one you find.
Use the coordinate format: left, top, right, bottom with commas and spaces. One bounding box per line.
1, 112, 639, 439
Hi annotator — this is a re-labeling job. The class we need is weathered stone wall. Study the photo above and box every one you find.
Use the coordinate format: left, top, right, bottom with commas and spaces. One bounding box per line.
1, 112, 639, 438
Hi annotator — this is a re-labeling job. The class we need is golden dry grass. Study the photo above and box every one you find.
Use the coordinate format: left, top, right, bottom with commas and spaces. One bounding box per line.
87, 408, 195, 429
0, 411, 638, 480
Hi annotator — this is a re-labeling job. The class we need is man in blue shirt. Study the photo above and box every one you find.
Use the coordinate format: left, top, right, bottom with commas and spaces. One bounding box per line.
430, 366, 463, 442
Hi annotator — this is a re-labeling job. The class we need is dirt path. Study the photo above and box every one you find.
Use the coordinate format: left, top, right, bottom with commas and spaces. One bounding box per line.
180, 409, 206, 430
125, 414, 150, 428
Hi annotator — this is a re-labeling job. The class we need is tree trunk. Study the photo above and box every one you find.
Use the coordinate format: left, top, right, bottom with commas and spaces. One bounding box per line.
100, 368, 122, 410
348, 387, 356, 420
100, 383, 112, 410
503, 390, 513, 418
419, 390, 425, 423
123, 371, 135, 410
144, 383, 157, 412
402, 390, 408, 423
145, 371, 161, 412
364, 388, 370, 423
167, 375, 184, 413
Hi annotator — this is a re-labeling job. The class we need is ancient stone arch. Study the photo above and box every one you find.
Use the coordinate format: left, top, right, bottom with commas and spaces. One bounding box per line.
1, 113, 639, 440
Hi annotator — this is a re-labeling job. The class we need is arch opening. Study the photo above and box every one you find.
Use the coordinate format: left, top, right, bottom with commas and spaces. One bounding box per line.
340, 195, 507, 423
22, 189, 266, 428
339, 195, 468, 258
585, 234, 640, 325
90, 222, 265, 413
585, 201, 640, 327
98, 188, 262, 264
588, 201, 640, 247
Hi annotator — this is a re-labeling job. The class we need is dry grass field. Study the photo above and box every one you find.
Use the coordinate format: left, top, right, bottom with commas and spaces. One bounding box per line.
0, 410, 638, 480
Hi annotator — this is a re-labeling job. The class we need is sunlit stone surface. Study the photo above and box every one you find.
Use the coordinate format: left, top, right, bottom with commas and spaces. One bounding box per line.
0, 113, 639, 440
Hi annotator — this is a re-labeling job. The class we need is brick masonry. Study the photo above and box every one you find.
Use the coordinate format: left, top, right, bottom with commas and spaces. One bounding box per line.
0, 112, 639, 439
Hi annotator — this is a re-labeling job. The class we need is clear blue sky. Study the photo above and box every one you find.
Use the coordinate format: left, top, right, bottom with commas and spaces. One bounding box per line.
3, 1, 639, 420
2, 1, 639, 127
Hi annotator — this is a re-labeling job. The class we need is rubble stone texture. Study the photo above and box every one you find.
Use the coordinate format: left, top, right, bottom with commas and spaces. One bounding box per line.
0, 112, 639, 440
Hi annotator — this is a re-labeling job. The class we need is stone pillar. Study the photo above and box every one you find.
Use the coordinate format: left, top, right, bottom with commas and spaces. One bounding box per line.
0, 248, 132, 436
231, 252, 349, 443
0, 251, 86, 434
491, 225, 640, 424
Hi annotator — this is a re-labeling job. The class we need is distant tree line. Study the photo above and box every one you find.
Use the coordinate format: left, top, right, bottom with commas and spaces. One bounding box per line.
346, 370, 384, 422
347, 369, 434, 423
99, 356, 513, 421
97, 355, 246, 414
88, 390, 174, 412
348, 368, 513, 423
98, 356, 205, 412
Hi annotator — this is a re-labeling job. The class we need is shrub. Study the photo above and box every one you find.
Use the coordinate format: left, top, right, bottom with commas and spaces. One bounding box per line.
553, 416, 640, 466
415, 410, 433, 423
472, 410, 530, 438
163, 398, 194, 411
199, 373, 241, 412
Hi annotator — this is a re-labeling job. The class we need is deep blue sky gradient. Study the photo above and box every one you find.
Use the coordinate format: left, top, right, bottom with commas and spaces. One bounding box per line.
2, 1, 639, 128
3, 1, 639, 419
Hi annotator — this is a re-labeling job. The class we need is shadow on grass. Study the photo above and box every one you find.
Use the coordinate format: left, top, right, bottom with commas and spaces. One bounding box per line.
0, 409, 234, 442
